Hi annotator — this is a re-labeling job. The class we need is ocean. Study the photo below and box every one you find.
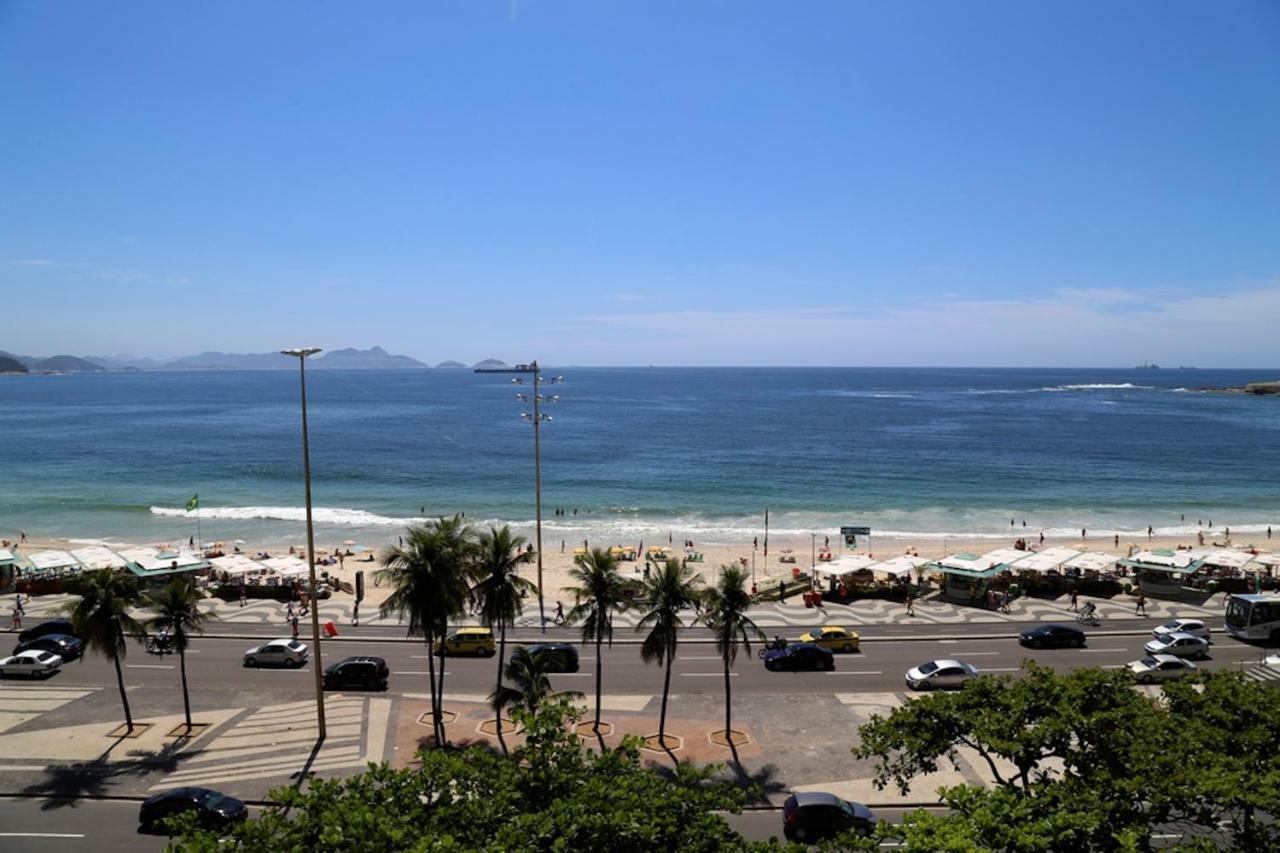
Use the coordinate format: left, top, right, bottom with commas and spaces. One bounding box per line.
1, 367, 1277, 549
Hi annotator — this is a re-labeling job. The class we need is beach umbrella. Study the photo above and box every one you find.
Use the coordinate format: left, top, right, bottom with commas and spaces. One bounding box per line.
343, 539, 357, 546
234, 539, 246, 545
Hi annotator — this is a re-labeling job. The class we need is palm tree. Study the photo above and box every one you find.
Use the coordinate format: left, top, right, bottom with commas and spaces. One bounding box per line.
636, 558, 702, 748
141, 576, 212, 733
378, 515, 475, 745
489, 646, 583, 719
62, 569, 143, 732
699, 564, 764, 753
565, 547, 629, 735
472, 526, 535, 743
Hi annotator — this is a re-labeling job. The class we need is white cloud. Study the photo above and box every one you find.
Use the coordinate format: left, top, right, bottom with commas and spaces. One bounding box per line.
6, 259, 53, 266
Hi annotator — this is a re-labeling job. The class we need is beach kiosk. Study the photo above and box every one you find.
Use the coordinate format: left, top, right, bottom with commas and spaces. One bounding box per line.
119, 547, 211, 585
25, 550, 85, 582
0, 548, 18, 589
1117, 549, 1206, 599
70, 545, 129, 571
929, 548, 1026, 604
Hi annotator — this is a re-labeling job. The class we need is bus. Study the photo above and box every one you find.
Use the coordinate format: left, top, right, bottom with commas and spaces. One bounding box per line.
1224, 593, 1280, 642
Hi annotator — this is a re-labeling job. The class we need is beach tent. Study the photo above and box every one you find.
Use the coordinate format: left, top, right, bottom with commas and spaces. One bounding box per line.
261, 556, 310, 577
864, 554, 931, 579
1120, 550, 1202, 572
1008, 547, 1080, 573
1186, 549, 1255, 570
119, 547, 211, 580
70, 545, 128, 571
210, 554, 267, 578
1062, 551, 1116, 573
823, 554, 876, 575
930, 548, 1027, 579
25, 550, 84, 580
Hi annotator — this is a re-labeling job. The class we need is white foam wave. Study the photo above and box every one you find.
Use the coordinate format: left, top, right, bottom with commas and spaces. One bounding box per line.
1041, 383, 1153, 392
151, 505, 413, 526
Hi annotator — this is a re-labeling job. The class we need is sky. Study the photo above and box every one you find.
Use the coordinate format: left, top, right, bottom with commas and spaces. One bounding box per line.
2, 1, 1278, 367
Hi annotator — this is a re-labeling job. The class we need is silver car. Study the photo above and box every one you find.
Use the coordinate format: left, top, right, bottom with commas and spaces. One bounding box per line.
0, 649, 63, 678
905, 659, 979, 691
244, 638, 310, 668
1128, 654, 1196, 683
1152, 618, 1210, 641
1143, 631, 1209, 660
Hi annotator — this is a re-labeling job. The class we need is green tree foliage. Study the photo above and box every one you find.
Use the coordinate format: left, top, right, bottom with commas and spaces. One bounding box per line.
171, 698, 757, 853
699, 564, 764, 754
635, 558, 703, 746
61, 568, 143, 732
141, 576, 212, 731
853, 662, 1280, 852
471, 525, 536, 748
564, 546, 631, 733
489, 646, 583, 718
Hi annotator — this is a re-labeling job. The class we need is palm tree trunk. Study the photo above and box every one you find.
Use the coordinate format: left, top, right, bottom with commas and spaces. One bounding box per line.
659, 644, 674, 743
723, 652, 732, 744
435, 620, 450, 746
112, 650, 134, 733
179, 645, 192, 730
496, 622, 508, 753
425, 632, 441, 744
594, 631, 603, 732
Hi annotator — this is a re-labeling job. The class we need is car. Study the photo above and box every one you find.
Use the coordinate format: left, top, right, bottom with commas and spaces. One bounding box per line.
323, 656, 388, 690
905, 659, 980, 690
243, 638, 309, 668
439, 627, 496, 657
0, 650, 63, 678
524, 642, 580, 673
1152, 618, 1210, 641
798, 625, 861, 653
139, 787, 248, 832
17, 618, 78, 644
1264, 653, 1280, 668
1128, 654, 1197, 683
13, 633, 82, 662
782, 792, 877, 843
764, 643, 835, 672
1143, 632, 1210, 660
1019, 623, 1087, 649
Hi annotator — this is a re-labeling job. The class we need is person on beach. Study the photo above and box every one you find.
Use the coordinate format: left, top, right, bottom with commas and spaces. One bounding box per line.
1039, 531, 1044, 545
1081, 528, 1087, 540
1134, 591, 1147, 616
1114, 534, 1120, 548
1147, 526, 1153, 539
1069, 589, 1079, 611
1269, 526, 1273, 539
1198, 531, 1205, 546
19, 530, 26, 544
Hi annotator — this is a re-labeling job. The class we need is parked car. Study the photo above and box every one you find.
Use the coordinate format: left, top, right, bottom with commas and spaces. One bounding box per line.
1128, 654, 1197, 683
764, 643, 835, 672
1143, 632, 1210, 660
139, 787, 248, 832
798, 626, 861, 653
439, 628, 496, 657
323, 656, 389, 690
905, 659, 979, 690
243, 638, 309, 668
1152, 618, 1210, 641
0, 650, 63, 678
17, 618, 78, 644
782, 792, 877, 843
1019, 624, 1087, 649
13, 633, 82, 662
524, 642, 580, 673
1263, 653, 1280, 668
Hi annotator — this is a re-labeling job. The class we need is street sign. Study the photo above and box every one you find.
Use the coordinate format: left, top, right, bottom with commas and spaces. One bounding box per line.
840, 526, 871, 536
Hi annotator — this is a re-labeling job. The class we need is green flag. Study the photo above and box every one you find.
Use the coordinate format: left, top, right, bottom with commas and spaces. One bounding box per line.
186, 494, 199, 512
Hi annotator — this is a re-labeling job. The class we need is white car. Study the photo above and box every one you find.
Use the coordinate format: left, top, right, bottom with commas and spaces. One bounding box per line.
1143, 632, 1210, 660
905, 659, 979, 691
1263, 654, 1280, 668
1152, 618, 1210, 642
244, 638, 310, 668
1128, 654, 1197, 683
0, 649, 63, 678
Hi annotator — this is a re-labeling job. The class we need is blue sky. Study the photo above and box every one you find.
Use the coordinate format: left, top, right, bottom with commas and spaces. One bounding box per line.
2, 1, 1278, 366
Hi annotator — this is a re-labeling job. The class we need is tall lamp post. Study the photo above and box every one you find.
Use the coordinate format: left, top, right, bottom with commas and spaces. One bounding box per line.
281, 346, 326, 741
514, 361, 561, 633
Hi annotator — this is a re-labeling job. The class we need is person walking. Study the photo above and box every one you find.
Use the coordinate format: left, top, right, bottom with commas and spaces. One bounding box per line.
291, 614, 300, 639
999, 589, 1010, 614
10, 601, 21, 630
905, 591, 915, 617
351, 602, 359, 627
1069, 589, 1079, 612
1134, 591, 1147, 617
554, 600, 565, 626
1114, 534, 1119, 548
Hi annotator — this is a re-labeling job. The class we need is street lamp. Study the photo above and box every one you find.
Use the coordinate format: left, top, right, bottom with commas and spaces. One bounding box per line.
281, 346, 326, 741
514, 361, 561, 633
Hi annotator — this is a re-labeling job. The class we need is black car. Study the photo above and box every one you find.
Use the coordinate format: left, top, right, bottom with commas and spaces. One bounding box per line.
18, 619, 78, 644
1019, 623, 1086, 649
764, 642, 834, 672
782, 792, 877, 843
139, 786, 248, 832
524, 643, 580, 673
14, 633, 83, 661
323, 656, 389, 691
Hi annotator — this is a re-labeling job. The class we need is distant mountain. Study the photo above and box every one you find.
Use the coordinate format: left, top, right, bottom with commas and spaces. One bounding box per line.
33, 355, 105, 372
435, 360, 467, 369
85, 353, 167, 370
312, 346, 427, 370
473, 359, 509, 370
0, 356, 28, 374
161, 351, 289, 370
0, 350, 39, 370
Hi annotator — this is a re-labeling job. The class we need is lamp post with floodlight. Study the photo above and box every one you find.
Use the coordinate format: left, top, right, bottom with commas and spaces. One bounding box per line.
514, 361, 562, 633
281, 346, 326, 740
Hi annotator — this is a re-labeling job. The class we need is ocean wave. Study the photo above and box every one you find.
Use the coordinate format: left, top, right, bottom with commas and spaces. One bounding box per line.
151, 505, 414, 526
1040, 383, 1153, 392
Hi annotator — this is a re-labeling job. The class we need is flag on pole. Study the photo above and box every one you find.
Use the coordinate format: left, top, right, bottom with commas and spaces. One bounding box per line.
186, 494, 199, 512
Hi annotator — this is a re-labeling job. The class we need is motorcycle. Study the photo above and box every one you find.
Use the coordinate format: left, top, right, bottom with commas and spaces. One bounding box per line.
757, 636, 790, 658
145, 635, 175, 655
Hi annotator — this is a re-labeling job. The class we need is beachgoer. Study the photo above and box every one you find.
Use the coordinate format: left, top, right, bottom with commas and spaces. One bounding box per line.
1069, 589, 1079, 612
19, 530, 26, 544
573, 508, 578, 517
1198, 531, 1205, 546
1039, 531, 1044, 545
561, 540, 565, 553
1134, 592, 1147, 616
1209, 520, 1213, 528
1114, 534, 1119, 548
1148, 526, 1153, 539
1225, 526, 1230, 539
1181, 514, 1185, 522
1082, 528, 1087, 540
1011, 519, 1015, 527
189, 536, 194, 547
1269, 526, 1273, 539
753, 537, 758, 549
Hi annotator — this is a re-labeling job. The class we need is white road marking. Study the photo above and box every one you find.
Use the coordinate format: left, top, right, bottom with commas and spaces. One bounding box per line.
1081, 648, 1126, 653
824, 671, 883, 676
948, 651, 1000, 656
980, 667, 1019, 672
126, 664, 174, 669
0, 833, 86, 838
680, 655, 725, 661
393, 671, 451, 676
680, 672, 735, 678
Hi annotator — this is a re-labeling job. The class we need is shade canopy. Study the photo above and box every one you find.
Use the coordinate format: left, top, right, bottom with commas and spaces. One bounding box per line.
865, 554, 931, 578
119, 547, 210, 579
70, 545, 128, 570
1008, 547, 1081, 573
261, 556, 310, 577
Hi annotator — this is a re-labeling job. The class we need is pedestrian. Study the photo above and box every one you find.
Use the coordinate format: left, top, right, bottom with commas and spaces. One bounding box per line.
1082, 528, 1087, 540
905, 591, 915, 617
10, 602, 21, 630
561, 540, 565, 553
554, 601, 565, 626
19, 529, 26, 544
1147, 526, 1153, 539
239, 586, 247, 608
1000, 589, 1010, 614
1069, 589, 1079, 611
1114, 534, 1119, 548
291, 615, 300, 639
286, 601, 295, 620
1269, 526, 1273, 539
1134, 591, 1147, 616
352, 602, 359, 627
1039, 531, 1044, 545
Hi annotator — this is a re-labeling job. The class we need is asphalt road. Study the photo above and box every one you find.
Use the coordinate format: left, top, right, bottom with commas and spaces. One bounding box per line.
11, 627, 1269, 699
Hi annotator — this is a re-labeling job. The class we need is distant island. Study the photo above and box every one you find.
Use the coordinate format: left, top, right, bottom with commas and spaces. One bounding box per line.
435, 360, 468, 369
0, 355, 29, 374
0, 346, 434, 372
1194, 380, 1280, 396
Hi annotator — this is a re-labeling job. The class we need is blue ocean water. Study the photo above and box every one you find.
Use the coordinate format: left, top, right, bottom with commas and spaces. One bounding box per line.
1, 367, 1278, 548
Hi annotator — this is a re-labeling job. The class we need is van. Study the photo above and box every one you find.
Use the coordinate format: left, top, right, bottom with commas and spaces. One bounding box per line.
440, 628, 496, 657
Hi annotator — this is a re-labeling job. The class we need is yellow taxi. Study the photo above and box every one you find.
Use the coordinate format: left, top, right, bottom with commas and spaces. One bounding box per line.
439, 628, 496, 657
798, 625, 860, 653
